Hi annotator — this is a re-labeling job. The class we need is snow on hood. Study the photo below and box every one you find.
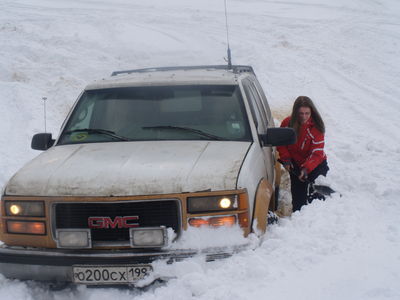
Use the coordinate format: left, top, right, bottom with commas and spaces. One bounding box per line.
5, 141, 251, 196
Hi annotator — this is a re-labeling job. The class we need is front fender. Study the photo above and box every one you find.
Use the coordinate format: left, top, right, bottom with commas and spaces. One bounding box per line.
252, 178, 273, 234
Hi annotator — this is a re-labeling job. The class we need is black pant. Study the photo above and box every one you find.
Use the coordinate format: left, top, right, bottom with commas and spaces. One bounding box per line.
290, 160, 329, 212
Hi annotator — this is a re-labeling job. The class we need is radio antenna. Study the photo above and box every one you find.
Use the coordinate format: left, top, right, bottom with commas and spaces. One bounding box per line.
42, 97, 47, 133
224, 0, 232, 69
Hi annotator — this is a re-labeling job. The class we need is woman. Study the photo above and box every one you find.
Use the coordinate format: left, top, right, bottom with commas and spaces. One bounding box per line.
277, 96, 329, 212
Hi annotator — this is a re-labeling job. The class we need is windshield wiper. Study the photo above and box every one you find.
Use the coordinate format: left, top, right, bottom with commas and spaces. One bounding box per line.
142, 126, 228, 141
63, 128, 132, 141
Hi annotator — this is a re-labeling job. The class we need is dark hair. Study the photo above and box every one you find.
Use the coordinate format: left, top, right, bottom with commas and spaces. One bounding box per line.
289, 96, 325, 134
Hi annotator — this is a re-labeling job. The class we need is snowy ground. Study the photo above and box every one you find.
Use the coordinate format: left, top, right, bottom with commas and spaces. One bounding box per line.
1, 0, 400, 299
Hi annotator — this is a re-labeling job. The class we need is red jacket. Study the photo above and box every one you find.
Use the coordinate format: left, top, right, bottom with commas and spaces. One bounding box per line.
277, 116, 326, 173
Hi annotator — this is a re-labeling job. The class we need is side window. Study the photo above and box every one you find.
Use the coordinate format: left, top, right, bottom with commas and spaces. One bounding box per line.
253, 80, 272, 122
242, 80, 267, 133
249, 82, 269, 128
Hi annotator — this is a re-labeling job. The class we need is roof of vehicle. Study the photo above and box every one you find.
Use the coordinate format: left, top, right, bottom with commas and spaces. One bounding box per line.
85, 65, 255, 90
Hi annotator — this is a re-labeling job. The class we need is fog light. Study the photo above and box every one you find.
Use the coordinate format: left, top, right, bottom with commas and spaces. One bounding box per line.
6, 220, 46, 235
130, 227, 167, 248
56, 229, 91, 248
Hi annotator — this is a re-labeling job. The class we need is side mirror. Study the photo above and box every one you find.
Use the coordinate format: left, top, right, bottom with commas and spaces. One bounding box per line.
260, 128, 296, 147
31, 133, 55, 150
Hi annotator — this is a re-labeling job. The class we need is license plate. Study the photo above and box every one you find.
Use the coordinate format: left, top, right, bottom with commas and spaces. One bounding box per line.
72, 265, 152, 284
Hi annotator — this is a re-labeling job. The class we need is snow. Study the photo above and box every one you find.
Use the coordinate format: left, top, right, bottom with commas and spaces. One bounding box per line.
5, 141, 251, 196
1, 0, 400, 299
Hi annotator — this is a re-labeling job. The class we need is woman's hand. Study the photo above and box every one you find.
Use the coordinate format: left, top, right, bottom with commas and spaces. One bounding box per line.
299, 168, 308, 182
283, 161, 293, 172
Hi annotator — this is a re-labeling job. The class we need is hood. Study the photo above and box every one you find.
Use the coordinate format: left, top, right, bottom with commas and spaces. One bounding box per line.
5, 141, 251, 197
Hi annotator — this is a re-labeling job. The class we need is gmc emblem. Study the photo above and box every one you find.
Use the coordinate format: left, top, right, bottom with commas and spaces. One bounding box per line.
88, 216, 139, 229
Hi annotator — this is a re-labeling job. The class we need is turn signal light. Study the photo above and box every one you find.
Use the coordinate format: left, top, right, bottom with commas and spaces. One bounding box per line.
6, 220, 46, 235
189, 215, 236, 228
188, 218, 209, 227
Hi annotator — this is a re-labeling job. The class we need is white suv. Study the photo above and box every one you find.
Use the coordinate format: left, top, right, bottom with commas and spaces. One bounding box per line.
0, 65, 294, 285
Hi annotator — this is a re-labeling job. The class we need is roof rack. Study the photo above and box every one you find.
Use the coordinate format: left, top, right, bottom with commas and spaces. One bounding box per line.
111, 65, 254, 76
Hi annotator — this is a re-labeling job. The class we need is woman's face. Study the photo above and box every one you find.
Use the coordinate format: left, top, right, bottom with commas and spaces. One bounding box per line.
298, 106, 311, 124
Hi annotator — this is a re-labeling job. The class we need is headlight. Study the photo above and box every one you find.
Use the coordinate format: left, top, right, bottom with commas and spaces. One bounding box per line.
5, 201, 45, 217
187, 195, 238, 213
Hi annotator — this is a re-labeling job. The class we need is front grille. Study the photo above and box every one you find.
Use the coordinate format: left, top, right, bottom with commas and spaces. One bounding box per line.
54, 200, 180, 244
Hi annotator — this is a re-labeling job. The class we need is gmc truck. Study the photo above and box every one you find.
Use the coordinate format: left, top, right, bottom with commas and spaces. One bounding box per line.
0, 65, 294, 285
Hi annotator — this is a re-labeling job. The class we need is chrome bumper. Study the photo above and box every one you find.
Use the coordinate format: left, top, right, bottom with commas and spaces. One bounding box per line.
0, 245, 244, 283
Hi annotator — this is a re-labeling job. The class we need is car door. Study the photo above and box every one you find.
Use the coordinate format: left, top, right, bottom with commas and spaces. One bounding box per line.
242, 79, 273, 183
242, 78, 275, 184
251, 79, 276, 185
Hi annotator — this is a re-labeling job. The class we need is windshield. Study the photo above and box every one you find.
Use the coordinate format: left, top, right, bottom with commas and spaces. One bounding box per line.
58, 85, 252, 145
